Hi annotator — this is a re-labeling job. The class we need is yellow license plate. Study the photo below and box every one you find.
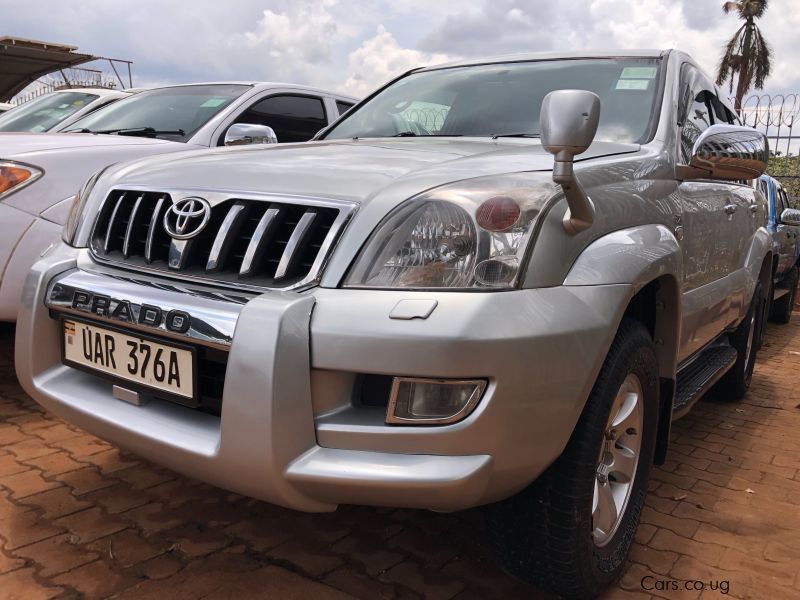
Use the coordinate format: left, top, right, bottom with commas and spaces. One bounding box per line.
62, 319, 195, 400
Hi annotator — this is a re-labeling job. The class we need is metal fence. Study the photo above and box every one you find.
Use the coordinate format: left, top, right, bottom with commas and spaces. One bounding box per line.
11, 67, 118, 105
737, 93, 799, 157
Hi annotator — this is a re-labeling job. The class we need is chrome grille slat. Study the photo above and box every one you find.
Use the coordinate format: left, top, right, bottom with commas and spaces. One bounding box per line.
144, 195, 166, 263
90, 188, 355, 292
275, 210, 317, 280
206, 203, 248, 272
122, 194, 144, 258
103, 192, 126, 253
240, 207, 280, 277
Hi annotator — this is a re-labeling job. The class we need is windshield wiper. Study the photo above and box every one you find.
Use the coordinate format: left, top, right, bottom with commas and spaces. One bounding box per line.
392, 132, 464, 137
64, 128, 92, 133
491, 133, 540, 139
93, 127, 185, 137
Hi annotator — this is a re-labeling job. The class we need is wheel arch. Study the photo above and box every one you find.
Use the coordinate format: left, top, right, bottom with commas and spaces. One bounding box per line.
565, 224, 684, 465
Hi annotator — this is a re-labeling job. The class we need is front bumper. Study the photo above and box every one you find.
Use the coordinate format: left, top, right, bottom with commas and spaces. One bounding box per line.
16, 244, 633, 512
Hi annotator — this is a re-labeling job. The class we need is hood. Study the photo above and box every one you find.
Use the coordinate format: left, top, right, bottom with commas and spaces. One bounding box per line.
0, 132, 180, 159
107, 138, 639, 205
0, 133, 193, 219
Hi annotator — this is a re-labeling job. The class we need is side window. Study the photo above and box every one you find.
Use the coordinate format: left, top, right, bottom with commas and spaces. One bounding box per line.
759, 179, 769, 201
679, 65, 716, 164
335, 101, 354, 116
234, 94, 327, 143
710, 95, 734, 124
779, 189, 790, 214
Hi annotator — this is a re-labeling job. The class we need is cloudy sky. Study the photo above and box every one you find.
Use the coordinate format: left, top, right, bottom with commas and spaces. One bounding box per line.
3, 0, 798, 98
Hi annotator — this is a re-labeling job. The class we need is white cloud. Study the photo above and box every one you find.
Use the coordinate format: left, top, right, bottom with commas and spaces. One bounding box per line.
1, 0, 797, 100
339, 25, 454, 96
418, 0, 800, 95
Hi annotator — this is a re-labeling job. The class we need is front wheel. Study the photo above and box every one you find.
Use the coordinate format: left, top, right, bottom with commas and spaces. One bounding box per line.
486, 319, 659, 599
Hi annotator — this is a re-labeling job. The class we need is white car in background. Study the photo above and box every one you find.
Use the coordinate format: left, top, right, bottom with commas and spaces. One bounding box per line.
0, 82, 357, 320
0, 88, 129, 133
0, 102, 13, 114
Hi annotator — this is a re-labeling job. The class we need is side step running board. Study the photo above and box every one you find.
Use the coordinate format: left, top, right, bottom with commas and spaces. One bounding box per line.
673, 345, 738, 419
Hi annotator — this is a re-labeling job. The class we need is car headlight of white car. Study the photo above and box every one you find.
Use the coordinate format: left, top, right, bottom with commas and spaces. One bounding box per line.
344, 174, 557, 290
0, 160, 43, 200
62, 168, 108, 246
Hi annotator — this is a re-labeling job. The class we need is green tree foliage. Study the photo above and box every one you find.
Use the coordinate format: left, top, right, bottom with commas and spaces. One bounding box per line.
768, 156, 800, 205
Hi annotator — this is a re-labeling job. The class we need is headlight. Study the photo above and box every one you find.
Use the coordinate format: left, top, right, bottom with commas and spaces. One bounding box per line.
344, 174, 557, 289
62, 168, 107, 246
0, 161, 43, 200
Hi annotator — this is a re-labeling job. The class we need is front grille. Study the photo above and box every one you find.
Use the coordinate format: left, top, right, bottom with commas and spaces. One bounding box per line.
90, 189, 352, 290
196, 346, 227, 416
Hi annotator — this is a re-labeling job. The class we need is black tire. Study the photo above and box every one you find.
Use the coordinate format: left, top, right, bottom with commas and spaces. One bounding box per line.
715, 282, 764, 400
485, 319, 659, 599
769, 266, 798, 325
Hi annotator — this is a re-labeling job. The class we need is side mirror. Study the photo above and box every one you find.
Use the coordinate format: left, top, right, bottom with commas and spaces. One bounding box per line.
780, 208, 800, 226
540, 89, 600, 234
224, 123, 278, 146
680, 124, 768, 180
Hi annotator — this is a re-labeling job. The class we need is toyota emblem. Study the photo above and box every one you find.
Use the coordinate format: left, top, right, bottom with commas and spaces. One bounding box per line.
164, 197, 211, 240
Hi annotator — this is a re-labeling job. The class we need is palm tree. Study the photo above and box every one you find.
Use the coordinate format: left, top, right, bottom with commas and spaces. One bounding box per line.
715, 0, 773, 114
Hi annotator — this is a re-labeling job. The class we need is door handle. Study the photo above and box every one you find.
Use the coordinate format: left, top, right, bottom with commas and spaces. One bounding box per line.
749, 204, 758, 213
724, 204, 737, 215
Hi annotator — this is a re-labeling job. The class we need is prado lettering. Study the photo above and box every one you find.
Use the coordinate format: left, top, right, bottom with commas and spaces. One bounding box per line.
70, 289, 191, 334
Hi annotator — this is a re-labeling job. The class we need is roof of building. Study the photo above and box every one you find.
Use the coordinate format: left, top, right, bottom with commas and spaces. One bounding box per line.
0, 36, 98, 102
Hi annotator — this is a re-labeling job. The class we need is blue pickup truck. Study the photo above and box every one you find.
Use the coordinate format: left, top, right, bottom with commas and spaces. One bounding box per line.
759, 175, 800, 322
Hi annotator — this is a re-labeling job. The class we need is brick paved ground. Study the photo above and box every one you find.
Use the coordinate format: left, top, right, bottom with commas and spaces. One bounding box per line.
1, 316, 799, 600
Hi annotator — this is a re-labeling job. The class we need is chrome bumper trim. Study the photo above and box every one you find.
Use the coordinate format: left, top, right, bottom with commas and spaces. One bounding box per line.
46, 269, 246, 349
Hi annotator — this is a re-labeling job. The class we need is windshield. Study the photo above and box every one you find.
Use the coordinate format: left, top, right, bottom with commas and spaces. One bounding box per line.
325, 58, 663, 144
65, 84, 249, 142
0, 91, 99, 132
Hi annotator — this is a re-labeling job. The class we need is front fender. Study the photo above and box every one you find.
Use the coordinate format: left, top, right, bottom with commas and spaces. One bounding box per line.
563, 224, 682, 291
563, 224, 682, 380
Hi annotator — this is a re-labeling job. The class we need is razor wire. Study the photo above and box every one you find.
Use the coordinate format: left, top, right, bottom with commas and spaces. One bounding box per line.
735, 93, 799, 157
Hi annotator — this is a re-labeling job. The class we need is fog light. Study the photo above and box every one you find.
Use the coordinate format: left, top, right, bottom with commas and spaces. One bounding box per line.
386, 377, 486, 425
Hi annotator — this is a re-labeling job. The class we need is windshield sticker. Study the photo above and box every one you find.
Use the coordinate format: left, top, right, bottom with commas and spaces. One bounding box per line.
620, 66, 657, 79
616, 79, 650, 91
201, 98, 227, 108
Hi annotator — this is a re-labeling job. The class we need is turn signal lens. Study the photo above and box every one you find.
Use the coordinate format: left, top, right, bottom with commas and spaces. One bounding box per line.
476, 196, 520, 231
386, 377, 486, 425
0, 162, 41, 198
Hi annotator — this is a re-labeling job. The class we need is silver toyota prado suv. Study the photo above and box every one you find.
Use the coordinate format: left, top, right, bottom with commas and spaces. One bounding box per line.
16, 50, 770, 598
